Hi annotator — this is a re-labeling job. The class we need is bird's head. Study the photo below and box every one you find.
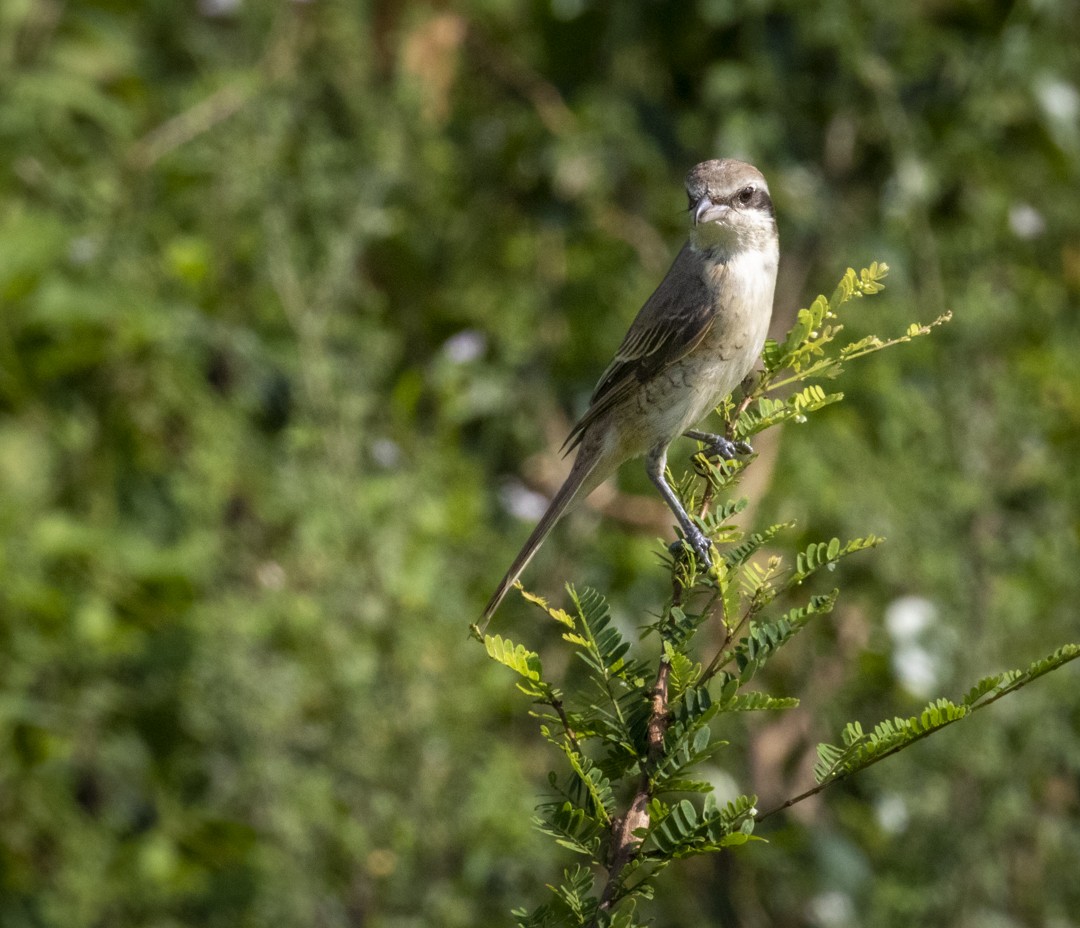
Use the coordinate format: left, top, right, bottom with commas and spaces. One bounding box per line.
685, 159, 776, 254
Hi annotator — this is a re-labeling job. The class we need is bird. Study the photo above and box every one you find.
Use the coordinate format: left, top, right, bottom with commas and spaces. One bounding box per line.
481, 159, 779, 626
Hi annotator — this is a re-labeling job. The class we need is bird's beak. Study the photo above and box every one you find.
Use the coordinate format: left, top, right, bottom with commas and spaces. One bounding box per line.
693, 195, 728, 226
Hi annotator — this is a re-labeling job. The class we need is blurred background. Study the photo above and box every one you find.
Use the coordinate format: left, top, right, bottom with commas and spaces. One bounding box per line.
1, 1, 1078, 925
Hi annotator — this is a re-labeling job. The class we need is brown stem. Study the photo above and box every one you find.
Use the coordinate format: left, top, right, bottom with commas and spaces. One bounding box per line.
700, 601, 757, 683
697, 469, 716, 521
590, 460, 722, 922
730, 392, 756, 437
596, 773, 651, 916
592, 639, 672, 921
550, 697, 581, 756
647, 664, 672, 764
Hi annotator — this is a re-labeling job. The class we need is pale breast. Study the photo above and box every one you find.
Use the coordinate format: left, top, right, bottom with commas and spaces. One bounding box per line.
677, 246, 777, 428
604, 243, 777, 460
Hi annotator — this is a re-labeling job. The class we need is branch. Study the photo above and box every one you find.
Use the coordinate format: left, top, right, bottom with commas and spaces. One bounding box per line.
757, 644, 1080, 822
127, 82, 256, 170
549, 696, 582, 757
592, 631, 673, 923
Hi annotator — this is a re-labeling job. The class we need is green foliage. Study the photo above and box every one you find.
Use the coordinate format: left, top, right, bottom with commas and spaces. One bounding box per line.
512, 865, 598, 928
740, 263, 948, 437
486, 633, 550, 699
646, 795, 761, 859
3, 2, 1079, 926
810, 644, 1080, 788
484, 268, 1078, 925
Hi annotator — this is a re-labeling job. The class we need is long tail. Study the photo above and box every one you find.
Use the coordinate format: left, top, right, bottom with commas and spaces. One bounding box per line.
479, 452, 601, 629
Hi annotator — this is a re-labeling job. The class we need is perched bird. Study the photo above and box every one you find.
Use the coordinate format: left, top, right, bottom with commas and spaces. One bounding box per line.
482, 159, 779, 624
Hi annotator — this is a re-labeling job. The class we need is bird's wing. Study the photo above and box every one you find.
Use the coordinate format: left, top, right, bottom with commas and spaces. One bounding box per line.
562, 244, 726, 454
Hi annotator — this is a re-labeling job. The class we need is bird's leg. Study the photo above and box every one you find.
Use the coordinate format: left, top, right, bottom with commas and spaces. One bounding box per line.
684, 429, 753, 461
645, 448, 713, 569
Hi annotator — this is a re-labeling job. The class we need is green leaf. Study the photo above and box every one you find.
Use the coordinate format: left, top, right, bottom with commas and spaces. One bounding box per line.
566, 586, 632, 675
722, 692, 800, 712
811, 644, 1080, 785
534, 802, 605, 857
790, 536, 883, 585
725, 592, 838, 685
484, 634, 543, 682
646, 793, 760, 858
520, 588, 577, 628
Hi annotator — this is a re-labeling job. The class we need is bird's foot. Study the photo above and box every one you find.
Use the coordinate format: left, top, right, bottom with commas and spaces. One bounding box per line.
668, 525, 713, 570
695, 432, 753, 461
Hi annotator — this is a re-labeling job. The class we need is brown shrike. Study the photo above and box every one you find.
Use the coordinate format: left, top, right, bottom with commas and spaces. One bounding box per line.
482, 159, 779, 624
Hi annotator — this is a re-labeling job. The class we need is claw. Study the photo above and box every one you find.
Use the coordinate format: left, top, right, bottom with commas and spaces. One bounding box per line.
690, 432, 754, 461
669, 526, 713, 570
708, 435, 751, 460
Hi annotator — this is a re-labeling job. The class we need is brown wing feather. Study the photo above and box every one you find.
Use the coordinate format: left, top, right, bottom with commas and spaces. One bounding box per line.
562, 244, 725, 453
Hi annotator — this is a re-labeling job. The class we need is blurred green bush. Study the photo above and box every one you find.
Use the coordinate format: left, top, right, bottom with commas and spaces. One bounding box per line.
0, 1, 1077, 926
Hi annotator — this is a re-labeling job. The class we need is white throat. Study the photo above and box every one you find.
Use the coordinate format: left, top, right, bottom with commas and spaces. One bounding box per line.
692, 216, 776, 256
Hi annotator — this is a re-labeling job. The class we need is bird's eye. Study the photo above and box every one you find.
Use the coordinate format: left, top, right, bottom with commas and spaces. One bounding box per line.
737, 186, 755, 206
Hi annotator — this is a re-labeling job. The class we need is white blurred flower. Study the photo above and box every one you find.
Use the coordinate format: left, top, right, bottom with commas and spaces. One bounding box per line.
874, 793, 910, 835
807, 890, 855, 928
1035, 77, 1080, 125
896, 156, 932, 201
256, 560, 286, 590
442, 329, 487, 364
68, 236, 99, 265
198, 0, 241, 16
1008, 203, 1046, 240
371, 438, 402, 469
891, 644, 940, 697
884, 595, 935, 642
499, 479, 549, 521
885, 596, 941, 696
